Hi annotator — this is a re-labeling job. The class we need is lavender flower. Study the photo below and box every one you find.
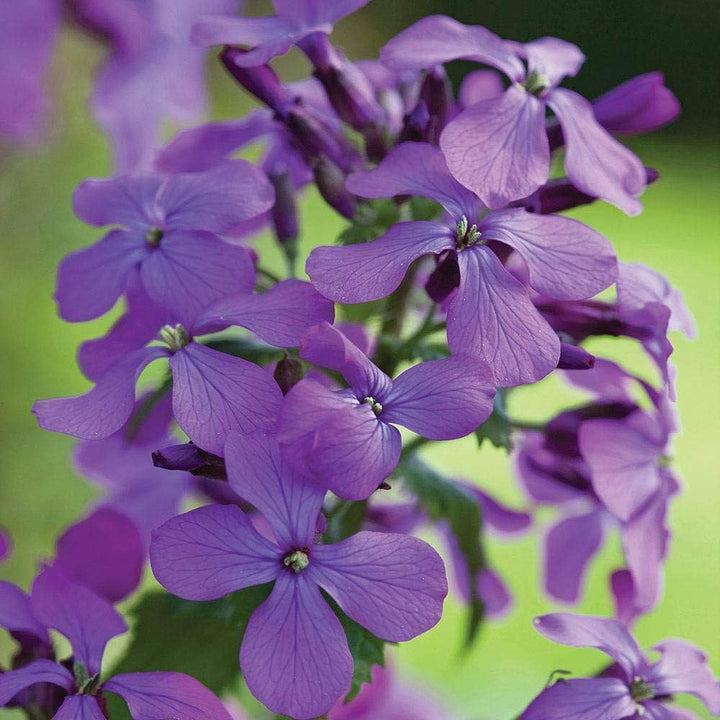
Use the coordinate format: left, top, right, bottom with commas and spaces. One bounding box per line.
150, 430, 447, 719
307, 142, 617, 385
277, 322, 495, 499
381, 16, 649, 213
521, 613, 720, 719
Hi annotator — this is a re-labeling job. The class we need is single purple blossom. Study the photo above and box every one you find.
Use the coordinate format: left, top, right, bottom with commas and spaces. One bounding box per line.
521, 613, 720, 719
56, 160, 274, 326
150, 430, 447, 719
381, 16, 648, 213
192, 0, 371, 67
34, 279, 333, 454
0, 566, 233, 720
277, 322, 495, 500
307, 142, 617, 386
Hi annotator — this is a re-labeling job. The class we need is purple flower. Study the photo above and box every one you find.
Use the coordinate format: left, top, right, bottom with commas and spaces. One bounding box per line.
150, 430, 447, 719
307, 142, 617, 385
69, 0, 239, 170
521, 613, 720, 719
381, 16, 649, 213
56, 160, 273, 326
277, 322, 495, 499
34, 279, 333, 454
0, 566, 233, 720
192, 0, 371, 66
0, 527, 10, 564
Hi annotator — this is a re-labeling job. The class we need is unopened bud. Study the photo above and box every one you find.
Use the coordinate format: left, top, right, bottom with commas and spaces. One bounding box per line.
313, 156, 357, 220
274, 355, 304, 395
557, 342, 595, 370
425, 252, 460, 302
152, 443, 227, 480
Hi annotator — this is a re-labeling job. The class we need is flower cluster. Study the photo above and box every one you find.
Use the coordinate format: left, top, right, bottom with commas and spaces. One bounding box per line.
2, 2, 717, 719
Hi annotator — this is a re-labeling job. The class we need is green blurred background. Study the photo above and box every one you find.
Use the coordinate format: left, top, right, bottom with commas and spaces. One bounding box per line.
1, 1, 719, 718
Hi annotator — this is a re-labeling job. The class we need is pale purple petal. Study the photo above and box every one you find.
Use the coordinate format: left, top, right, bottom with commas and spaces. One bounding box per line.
0, 660, 74, 706
380, 15, 524, 80
72, 175, 163, 228
478, 569, 513, 619
299, 322, 390, 398
646, 640, 720, 714
224, 431, 325, 548
278, 379, 402, 501
532, 613, 644, 678
140, 230, 256, 324
639, 701, 700, 720
523, 37, 585, 86
440, 87, 549, 208
52, 696, 106, 720
479, 209, 617, 300
520, 677, 636, 720
160, 160, 275, 234
240, 572, 353, 719
105, 672, 234, 720
33, 346, 169, 440
0, 581, 47, 640
54, 508, 144, 603
382, 356, 495, 439
579, 417, 662, 521
547, 88, 647, 215
459, 70, 505, 108
310, 531, 447, 641
465, 486, 532, 535
55, 229, 149, 322
195, 279, 334, 347
169, 343, 282, 455
610, 570, 640, 628
275, 0, 372, 25
544, 511, 605, 604
31, 566, 126, 675
346, 142, 480, 219
306, 221, 454, 304
592, 73, 680, 135
447, 248, 560, 386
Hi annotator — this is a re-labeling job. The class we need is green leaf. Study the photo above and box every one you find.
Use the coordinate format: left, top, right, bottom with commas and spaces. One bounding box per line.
398, 457, 486, 647
106, 585, 272, 719
204, 337, 285, 364
409, 196, 443, 221
323, 499, 368, 543
338, 198, 401, 246
475, 391, 514, 452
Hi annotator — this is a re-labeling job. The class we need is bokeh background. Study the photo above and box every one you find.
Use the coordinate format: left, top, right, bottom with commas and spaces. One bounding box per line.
1, 0, 719, 718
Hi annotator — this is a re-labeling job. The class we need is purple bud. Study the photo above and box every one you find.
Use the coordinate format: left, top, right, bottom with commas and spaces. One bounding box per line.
557, 342, 595, 370
425, 251, 460, 302
312, 155, 357, 219
153, 443, 227, 480
273, 354, 304, 395
268, 166, 299, 244
419, 66, 451, 143
399, 99, 431, 143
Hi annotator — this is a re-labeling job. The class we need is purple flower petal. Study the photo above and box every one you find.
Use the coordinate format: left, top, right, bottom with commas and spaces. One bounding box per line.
53, 696, 106, 720
0, 581, 48, 640
160, 160, 275, 235
546, 88, 646, 215
306, 221, 454, 304
459, 70, 505, 108
53, 508, 144, 604
169, 343, 282, 455
150, 505, 280, 601
224, 431, 325, 549
0, 660, 74, 706
241, 572, 353, 719
278, 379, 402, 500
55, 229, 149, 322
532, 613, 644, 678
440, 87, 549, 208
310, 531, 447, 641
479, 209, 617, 300
380, 15, 524, 80
592, 73, 680, 136
140, 231, 256, 324
31, 566, 126, 675
466, 486, 532, 535
195, 279, 334, 347
646, 640, 720, 714
276, 0, 372, 24
447, 248, 560, 386
478, 569, 513, 619
33, 346, 169, 440
346, 142, 480, 219
639, 701, 699, 720
579, 416, 662, 521
105, 672, 234, 720
299, 323, 391, 398
544, 511, 605, 604
382, 356, 495, 439
520, 677, 636, 720
610, 570, 640, 628
0, 528, 10, 564
523, 37, 585, 86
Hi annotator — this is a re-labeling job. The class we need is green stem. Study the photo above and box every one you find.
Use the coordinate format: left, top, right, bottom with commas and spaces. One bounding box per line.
400, 435, 432, 459
257, 266, 282, 284
508, 419, 547, 432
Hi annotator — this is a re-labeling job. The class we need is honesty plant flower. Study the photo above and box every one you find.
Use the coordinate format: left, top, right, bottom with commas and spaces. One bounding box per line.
521, 613, 720, 719
307, 142, 617, 385
381, 16, 647, 213
278, 322, 495, 499
56, 160, 273, 326
0, 566, 233, 720
150, 431, 447, 719
34, 279, 333, 454
192, 0, 371, 66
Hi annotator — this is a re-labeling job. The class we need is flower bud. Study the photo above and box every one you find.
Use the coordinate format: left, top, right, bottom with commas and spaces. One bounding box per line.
312, 155, 357, 220
273, 355, 304, 396
152, 443, 227, 480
